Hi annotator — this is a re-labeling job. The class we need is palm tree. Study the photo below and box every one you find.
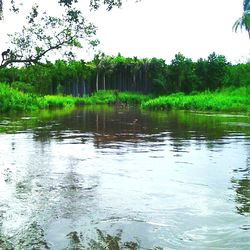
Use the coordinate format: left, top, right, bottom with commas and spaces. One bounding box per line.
233, 0, 250, 38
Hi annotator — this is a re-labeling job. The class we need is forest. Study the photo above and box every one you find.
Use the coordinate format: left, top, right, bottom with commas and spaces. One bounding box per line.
0, 52, 249, 96
0, 52, 249, 113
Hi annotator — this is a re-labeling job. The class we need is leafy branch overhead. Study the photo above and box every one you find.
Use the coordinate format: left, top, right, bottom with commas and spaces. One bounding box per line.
0, 0, 129, 21
0, 3, 99, 68
0, 0, 137, 68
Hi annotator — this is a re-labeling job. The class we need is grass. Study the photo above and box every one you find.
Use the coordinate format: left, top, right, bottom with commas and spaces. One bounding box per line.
44, 95, 80, 107
44, 91, 150, 107
0, 84, 150, 112
1, 82, 249, 113
141, 86, 250, 113
0, 83, 46, 112
81, 90, 151, 105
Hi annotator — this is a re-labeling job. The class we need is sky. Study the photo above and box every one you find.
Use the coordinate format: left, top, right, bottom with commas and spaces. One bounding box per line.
0, 0, 249, 63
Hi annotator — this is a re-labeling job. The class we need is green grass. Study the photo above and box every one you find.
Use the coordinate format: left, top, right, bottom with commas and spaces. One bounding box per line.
0, 83, 46, 112
141, 86, 250, 113
0, 84, 150, 113
44, 95, 80, 107
1, 83, 249, 113
80, 90, 151, 105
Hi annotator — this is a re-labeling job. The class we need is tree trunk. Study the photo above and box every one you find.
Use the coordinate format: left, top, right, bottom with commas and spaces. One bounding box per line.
96, 72, 99, 92
83, 80, 86, 96
76, 77, 79, 96
103, 74, 106, 90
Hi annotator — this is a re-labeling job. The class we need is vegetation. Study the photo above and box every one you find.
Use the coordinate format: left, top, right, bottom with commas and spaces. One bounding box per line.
0, 0, 248, 68
0, 0, 138, 68
0, 83, 46, 112
0, 82, 151, 112
141, 87, 250, 112
0, 52, 249, 114
1, 81, 249, 113
1, 53, 250, 96
0, 2, 99, 68
233, 0, 250, 38
82, 90, 151, 105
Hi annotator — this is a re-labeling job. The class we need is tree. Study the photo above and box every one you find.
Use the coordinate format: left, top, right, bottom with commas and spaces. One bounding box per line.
148, 57, 167, 95
233, 0, 250, 38
195, 53, 228, 91
0, 3, 98, 69
167, 53, 197, 93
0, 0, 138, 68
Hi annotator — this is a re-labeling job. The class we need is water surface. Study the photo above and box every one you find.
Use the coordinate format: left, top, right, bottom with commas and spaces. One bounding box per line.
0, 106, 249, 249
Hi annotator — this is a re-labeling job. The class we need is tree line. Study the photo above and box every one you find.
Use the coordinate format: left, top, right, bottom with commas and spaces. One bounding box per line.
0, 52, 249, 96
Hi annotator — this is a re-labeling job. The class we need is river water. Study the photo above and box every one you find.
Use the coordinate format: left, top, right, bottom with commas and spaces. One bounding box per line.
0, 106, 249, 249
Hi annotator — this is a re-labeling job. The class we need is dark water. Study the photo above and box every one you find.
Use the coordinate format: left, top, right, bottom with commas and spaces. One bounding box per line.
0, 106, 249, 249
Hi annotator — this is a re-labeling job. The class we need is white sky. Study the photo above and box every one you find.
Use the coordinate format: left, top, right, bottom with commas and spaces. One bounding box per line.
0, 0, 249, 63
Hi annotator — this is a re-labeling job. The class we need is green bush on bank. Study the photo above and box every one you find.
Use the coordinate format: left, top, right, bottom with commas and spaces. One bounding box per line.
0, 82, 249, 113
11, 81, 35, 94
80, 90, 151, 105
0, 83, 46, 112
44, 95, 80, 107
141, 86, 250, 112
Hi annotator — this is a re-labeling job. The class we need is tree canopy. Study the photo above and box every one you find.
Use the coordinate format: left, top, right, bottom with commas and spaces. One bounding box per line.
0, 0, 124, 20
0, 0, 136, 68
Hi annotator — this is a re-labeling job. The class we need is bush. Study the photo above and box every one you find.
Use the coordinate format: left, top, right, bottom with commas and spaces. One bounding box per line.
11, 81, 35, 93
0, 83, 46, 112
141, 86, 250, 112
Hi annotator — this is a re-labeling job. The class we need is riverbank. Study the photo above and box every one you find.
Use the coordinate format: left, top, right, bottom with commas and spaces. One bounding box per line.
141, 87, 250, 113
0, 84, 151, 112
0, 83, 249, 113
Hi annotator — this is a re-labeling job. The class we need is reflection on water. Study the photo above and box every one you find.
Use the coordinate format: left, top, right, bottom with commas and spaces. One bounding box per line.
0, 106, 250, 249
231, 150, 250, 218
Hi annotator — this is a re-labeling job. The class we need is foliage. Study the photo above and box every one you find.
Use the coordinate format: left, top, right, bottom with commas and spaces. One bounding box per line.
195, 52, 228, 91
1, 4, 98, 68
226, 62, 250, 87
0, 52, 245, 97
44, 95, 81, 107
233, 0, 250, 38
0, 0, 140, 67
141, 86, 250, 113
81, 90, 150, 105
11, 81, 35, 93
0, 53, 250, 114
148, 57, 167, 95
166, 53, 198, 93
0, 80, 250, 113
0, 83, 46, 112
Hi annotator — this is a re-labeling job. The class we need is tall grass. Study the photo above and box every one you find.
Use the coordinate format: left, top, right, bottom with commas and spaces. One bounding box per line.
0, 83, 46, 112
1, 83, 249, 113
44, 95, 79, 107
141, 86, 250, 112
81, 90, 151, 105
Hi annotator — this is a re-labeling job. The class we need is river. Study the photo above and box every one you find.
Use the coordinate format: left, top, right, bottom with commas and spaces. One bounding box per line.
0, 106, 249, 249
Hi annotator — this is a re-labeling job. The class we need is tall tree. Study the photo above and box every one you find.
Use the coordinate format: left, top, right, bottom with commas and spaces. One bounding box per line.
233, 0, 250, 38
